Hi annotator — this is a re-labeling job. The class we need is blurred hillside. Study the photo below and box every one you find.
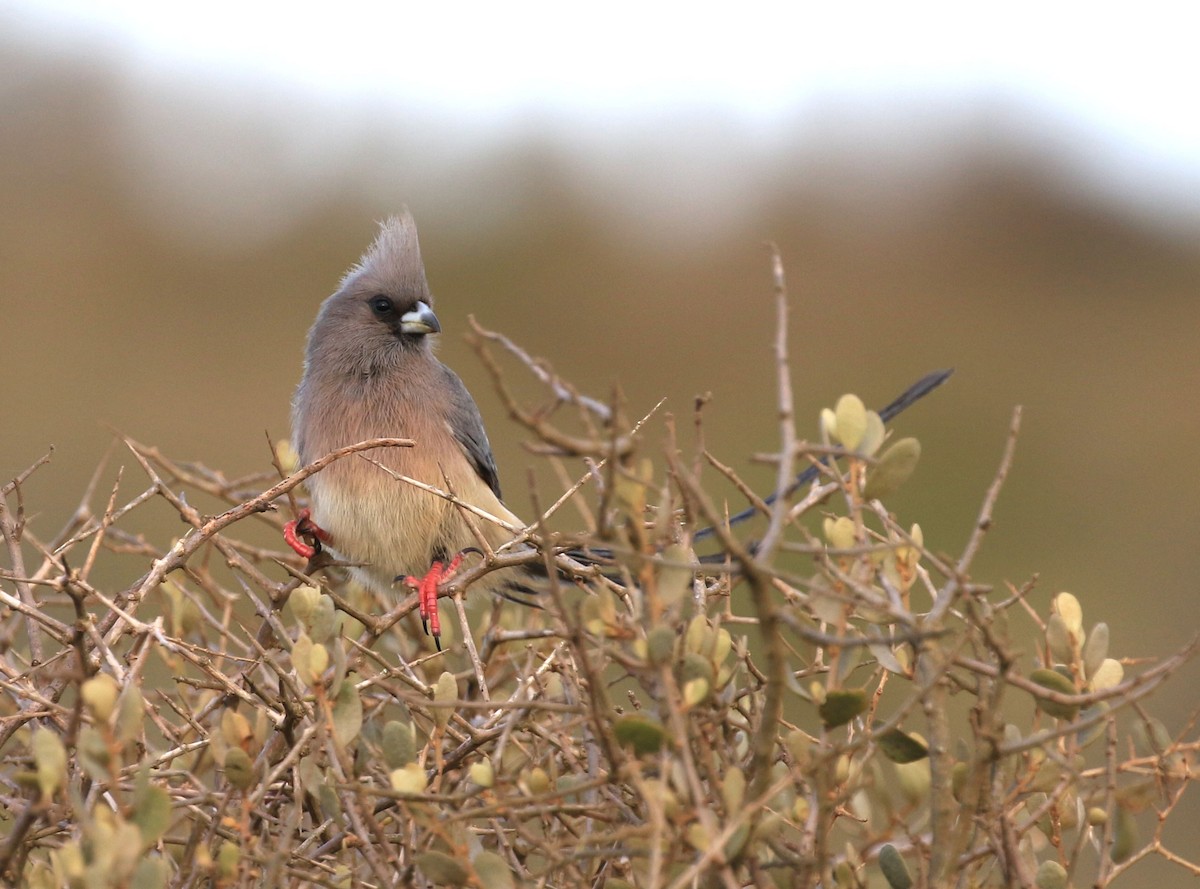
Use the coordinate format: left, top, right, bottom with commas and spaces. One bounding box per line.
2, 33, 1199, 869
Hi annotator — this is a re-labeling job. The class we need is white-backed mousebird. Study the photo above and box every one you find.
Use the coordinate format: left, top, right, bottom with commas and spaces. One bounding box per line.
285, 212, 952, 647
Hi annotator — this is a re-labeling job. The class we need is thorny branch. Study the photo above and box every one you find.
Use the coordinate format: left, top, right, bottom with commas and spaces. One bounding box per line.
0, 258, 1196, 889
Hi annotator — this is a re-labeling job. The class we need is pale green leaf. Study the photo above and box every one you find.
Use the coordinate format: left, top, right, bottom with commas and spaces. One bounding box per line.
415, 851, 468, 887
332, 675, 363, 748
32, 729, 67, 801
472, 850, 515, 889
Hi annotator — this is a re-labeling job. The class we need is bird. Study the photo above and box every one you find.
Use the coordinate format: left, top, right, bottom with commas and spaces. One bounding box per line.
287, 211, 537, 647
284, 211, 952, 648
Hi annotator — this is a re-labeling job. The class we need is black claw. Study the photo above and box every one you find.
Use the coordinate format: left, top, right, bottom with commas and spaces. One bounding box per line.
433, 634, 442, 652
296, 517, 323, 556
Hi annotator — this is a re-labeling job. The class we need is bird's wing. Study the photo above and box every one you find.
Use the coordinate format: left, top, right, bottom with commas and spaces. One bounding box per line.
440, 364, 504, 501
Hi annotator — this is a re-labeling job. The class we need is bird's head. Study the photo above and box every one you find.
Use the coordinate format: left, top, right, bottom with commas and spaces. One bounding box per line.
307, 211, 442, 375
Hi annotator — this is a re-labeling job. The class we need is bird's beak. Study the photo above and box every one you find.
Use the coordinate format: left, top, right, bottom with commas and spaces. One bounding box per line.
399, 301, 441, 336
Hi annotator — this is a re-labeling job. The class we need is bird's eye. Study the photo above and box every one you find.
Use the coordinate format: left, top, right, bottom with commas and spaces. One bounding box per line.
369, 295, 394, 317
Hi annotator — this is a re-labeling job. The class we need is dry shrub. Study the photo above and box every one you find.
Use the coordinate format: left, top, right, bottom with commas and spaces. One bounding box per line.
1, 261, 1196, 889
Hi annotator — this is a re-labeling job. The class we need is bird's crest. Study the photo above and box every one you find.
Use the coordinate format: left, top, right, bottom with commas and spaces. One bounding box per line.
343, 210, 432, 301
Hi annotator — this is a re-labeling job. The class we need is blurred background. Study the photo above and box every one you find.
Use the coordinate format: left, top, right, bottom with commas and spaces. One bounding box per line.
2, 0, 1198, 875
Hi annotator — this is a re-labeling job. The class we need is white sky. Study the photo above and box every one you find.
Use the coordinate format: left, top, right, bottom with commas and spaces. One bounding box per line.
8, 0, 1200, 223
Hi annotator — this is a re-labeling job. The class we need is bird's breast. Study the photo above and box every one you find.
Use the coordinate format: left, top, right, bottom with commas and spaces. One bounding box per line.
307, 460, 452, 590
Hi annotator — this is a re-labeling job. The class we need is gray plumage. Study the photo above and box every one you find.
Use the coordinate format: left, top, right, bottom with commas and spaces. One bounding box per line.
291, 212, 524, 601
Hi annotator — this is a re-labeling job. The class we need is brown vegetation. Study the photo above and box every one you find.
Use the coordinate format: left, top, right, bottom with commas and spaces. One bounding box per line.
1, 266, 1196, 887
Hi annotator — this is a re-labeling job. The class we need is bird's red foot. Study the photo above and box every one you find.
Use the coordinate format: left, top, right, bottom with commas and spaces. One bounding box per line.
284, 508, 330, 559
401, 553, 465, 651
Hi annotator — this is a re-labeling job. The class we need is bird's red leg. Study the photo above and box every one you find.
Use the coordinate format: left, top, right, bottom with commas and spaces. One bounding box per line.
284, 508, 330, 559
402, 552, 465, 652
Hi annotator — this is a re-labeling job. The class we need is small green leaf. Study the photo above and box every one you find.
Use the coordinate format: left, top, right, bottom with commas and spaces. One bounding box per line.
724, 822, 750, 860
468, 759, 495, 788
32, 729, 67, 801
77, 726, 111, 782
163, 583, 200, 638
389, 763, 428, 794
894, 758, 931, 804
1075, 702, 1110, 747
1045, 613, 1076, 665
683, 614, 709, 655
863, 437, 921, 499
823, 515, 857, 550
327, 635, 348, 697
1083, 621, 1110, 679
81, 673, 120, 722
276, 440, 300, 473
682, 678, 710, 708
582, 592, 615, 635
288, 585, 320, 626
307, 642, 330, 685
1034, 859, 1067, 889
308, 594, 338, 644
877, 728, 929, 763
1115, 778, 1157, 810
834, 394, 868, 451
132, 781, 172, 849
1110, 805, 1137, 863
858, 411, 886, 457
869, 641, 909, 676
1028, 757, 1060, 793
784, 730, 812, 768
415, 851, 469, 887
819, 689, 868, 728
679, 652, 715, 687
522, 766, 550, 795
951, 762, 970, 803
131, 856, 169, 889
1132, 716, 1172, 757
433, 671, 458, 729
472, 850, 515, 889
292, 631, 327, 688
113, 820, 143, 876
721, 766, 746, 813
820, 407, 838, 440
1089, 658, 1123, 692
1029, 668, 1079, 720
809, 590, 846, 625
223, 748, 255, 791
220, 709, 253, 750
304, 592, 338, 643
116, 686, 145, 745
381, 719, 416, 769
685, 822, 711, 852
297, 755, 322, 796
317, 783, 342, 820
834, 861, 855, 887
712, 627, 732, 665
655, 544, 693, 607
337, 612, 365, 640
645, 626, 676, 666
216, 841, 239, 878
52, 841, 86, 884
613, 714, 667, 755
331, 675, 363, 748
1052, 592, 1083, 636
878, 844, 913, 889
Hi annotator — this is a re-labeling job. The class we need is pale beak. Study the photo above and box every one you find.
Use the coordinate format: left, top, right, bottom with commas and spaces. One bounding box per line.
399, 301, 440, 335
